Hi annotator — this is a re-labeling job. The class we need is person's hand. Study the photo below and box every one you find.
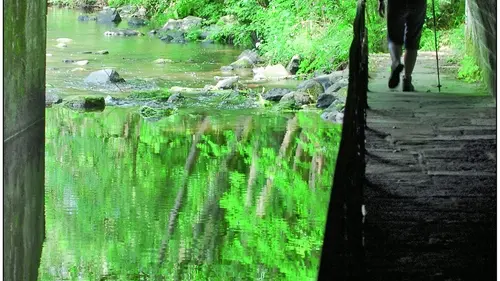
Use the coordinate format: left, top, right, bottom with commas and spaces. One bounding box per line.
378, 0, 385, 18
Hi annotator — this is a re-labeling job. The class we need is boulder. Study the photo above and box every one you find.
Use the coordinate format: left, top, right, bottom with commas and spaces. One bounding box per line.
136, 6, 147, 17
296, 79, 324, 100
253, 64, 290, 80
128, 17, 147, 27
96, 9, 121, 23
237, 49, 260, 64
180, 16, 202, 31
56, 43, 67, 48
56, 38, 73, 43
65, 97, 106, 111
73, 60, 89, 66
325, 78, 349, 94
316, 92, 335, 109
321, 110, 344, 124
104, 29, 143, 36
154, 58, 173, 64
162, 19, 183, 30
218, 15, 237, 25
117, 5, 137, 15
230, 56, 254, 69
159, 30, 186, 43
215, 76, 239, 89
286, 54, 301, 75
95, 50, 109, 55
220, 65, 234, 72
167, 93, 185, 104
280, 91, 312, 106
46, 93, 62, 107
199, 25, 221, 40
84, 69, 125, 84
313, 71, 346, 90
78, 15, 97, 21
162, 16, 202, 31
263, 88, 292, 101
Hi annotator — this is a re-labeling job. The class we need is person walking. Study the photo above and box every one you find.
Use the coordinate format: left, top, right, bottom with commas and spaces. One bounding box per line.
378, 0, 427, 91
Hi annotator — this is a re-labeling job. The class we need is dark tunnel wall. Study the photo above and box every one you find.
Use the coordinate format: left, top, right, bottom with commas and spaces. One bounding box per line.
466, 0, 497, 97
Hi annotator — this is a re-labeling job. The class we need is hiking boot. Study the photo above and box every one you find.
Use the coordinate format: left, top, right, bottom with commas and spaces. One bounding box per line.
388, 64, 404, 89
402, 76, 415, 92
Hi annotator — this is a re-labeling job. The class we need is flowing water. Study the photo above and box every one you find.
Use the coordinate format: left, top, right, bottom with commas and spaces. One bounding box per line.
40, 7, 342, 281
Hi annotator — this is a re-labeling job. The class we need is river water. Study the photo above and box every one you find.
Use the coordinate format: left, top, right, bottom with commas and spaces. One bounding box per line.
40, 7, 341, 281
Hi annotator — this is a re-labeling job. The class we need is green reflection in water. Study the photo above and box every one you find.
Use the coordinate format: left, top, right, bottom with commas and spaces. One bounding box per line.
40, 108, 341, 280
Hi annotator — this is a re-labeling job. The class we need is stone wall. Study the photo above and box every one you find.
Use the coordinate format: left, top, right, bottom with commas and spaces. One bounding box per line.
465, 0, 497, 98
3, 0, 47, 279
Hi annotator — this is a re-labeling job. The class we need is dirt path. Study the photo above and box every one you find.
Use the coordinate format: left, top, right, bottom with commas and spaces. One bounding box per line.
362, 51, 496, 280
368, 51, 487, 95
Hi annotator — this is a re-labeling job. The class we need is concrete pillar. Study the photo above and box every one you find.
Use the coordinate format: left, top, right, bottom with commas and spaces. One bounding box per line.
3, 0, 47, 279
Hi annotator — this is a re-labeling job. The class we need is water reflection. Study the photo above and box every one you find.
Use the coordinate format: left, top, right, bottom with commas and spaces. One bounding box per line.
40, 108, 341, 280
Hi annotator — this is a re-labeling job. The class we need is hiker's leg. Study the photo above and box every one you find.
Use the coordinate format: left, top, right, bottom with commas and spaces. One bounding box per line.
386, 0, 405, 70
386, 0, 406, 88
403, 0, 427, 80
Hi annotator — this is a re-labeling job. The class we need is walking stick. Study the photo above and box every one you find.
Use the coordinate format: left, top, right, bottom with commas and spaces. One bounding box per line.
431, 0, 442, 92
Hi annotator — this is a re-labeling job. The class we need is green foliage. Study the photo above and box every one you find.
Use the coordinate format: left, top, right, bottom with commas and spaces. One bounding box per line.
128, 88, 171, 99
457, 54, 482, 83
40, 108, 341, 280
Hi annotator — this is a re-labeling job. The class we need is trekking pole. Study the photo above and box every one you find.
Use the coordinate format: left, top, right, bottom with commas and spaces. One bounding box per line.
431, 0, 442, 92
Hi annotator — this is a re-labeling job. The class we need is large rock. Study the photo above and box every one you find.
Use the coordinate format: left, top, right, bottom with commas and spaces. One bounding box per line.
153, 58, 173, 64
199, 25, 222, 40
313, 71, 346, 90
253, 64, 290, 80
218, 15, 237, 25
128, 16, 147, 27
280, 91, 312, 106
230, 56, 254, 69
238, 49, 260, 64
167, 93, 185, 104
159, 30, 186, 43
65, 97, 106, 111
286, 54, 301, 75
162, 16, 202, 31
297, 79, 324, 100
316, 92, 336, 109
84, 69, 125, 84
263, 88, 292, 101
45, 93, 62, 107
181, 16, 202, 31
96, 9, 121, 24
215, 76, 239, 89
104, 29, 143, 36
117, 5, 137, 15
325, 78, 349, 94
220, 65, 234, 72
321, 110, 344, 124
78, 15, 97, 21
162, 19, 182, 30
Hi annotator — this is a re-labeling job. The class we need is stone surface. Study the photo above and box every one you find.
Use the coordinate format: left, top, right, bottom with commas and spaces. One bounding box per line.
297, 79, 324, 100
361, 53, 496, 281
4, 0, 46, 279
253, 64, 290, 80
96, 9, 121, 23
230, 56, 254, 69
263, 88, 292, 101
84, 69, 125, 84
45, 93, 62, 106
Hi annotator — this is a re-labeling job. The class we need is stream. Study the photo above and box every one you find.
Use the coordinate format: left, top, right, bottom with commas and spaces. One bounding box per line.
40, 7, 341, 281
